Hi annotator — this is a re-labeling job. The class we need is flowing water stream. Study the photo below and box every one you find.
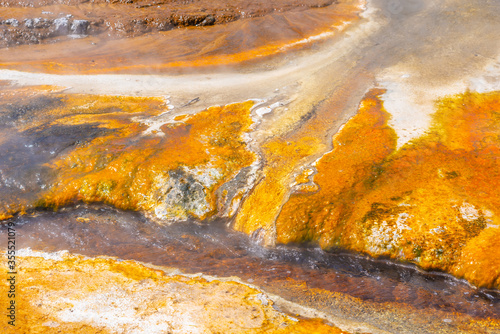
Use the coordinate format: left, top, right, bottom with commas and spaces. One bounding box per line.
1, 205, 498, 319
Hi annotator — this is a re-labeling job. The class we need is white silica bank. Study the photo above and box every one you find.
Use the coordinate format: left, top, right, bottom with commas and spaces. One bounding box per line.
55, 286, 202, 334
467, 55, 500, 93
254, 101, 284, 118
16, 248, 69, 261
378, 49, 500, 149
377, 66, 466, 149
459, 202, 480, 222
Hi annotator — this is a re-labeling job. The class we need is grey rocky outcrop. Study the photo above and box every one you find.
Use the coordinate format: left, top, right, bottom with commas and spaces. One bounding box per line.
53, 17, 70, 35
24, 19, 34, 29
34, 18, 50, 29
3, 19, 19, 27
70, 20, 89, 35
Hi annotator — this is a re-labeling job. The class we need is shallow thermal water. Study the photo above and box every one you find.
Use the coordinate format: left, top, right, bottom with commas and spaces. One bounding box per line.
1, 204, 498, 319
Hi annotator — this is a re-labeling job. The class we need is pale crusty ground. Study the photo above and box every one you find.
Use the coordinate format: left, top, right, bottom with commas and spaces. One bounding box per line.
0, 249, 378, 334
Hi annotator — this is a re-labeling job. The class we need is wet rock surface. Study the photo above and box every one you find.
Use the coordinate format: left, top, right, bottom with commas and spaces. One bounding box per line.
70, 19, 88, 34
0, 0, 338, 47
0, 0, 363, 72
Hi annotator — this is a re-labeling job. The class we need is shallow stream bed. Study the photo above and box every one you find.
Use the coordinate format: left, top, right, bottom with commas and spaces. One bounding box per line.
1, 204, 498, 333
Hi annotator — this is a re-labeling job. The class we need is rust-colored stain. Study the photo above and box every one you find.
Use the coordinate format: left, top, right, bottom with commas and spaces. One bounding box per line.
275, 90, 500, 289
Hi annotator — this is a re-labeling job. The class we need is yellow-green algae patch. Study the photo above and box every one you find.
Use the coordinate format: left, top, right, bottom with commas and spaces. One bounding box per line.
276, 89, 500, 289
0, 250, 348, 334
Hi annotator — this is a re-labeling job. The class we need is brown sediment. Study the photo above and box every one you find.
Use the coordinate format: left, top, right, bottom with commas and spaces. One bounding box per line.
0, 252, 345, 334
0, 0, 339, 47
0, 0, 364, 73
1, 0, 340, 36
274, 89, 500, 289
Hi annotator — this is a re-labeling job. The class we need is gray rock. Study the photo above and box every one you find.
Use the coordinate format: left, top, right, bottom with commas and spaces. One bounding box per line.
70, 20, 89, 35
154, 169, 212, 221
53, 17, 69, 35
24, 19, 34, 29
33, 18, 50, 29
4, 19, 19, 27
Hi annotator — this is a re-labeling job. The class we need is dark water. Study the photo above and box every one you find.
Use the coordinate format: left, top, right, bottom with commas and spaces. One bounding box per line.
1, 204, 498, 319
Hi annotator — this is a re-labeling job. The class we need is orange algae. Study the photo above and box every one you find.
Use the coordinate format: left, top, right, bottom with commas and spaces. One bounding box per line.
234, 136, 322, 244
0, 84, 166, 132
233, 74, 373, 245
0, 85, 256, 221
275, 89, 500, 288
41, 100, 256, 221
273, 319, 353, 334
276, 89, 397, 248
468, 318, 500, 332
0, 87, 168, 220
294, 168, 315, 185
454, 228, 500, 289
356, 91, 500, 287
